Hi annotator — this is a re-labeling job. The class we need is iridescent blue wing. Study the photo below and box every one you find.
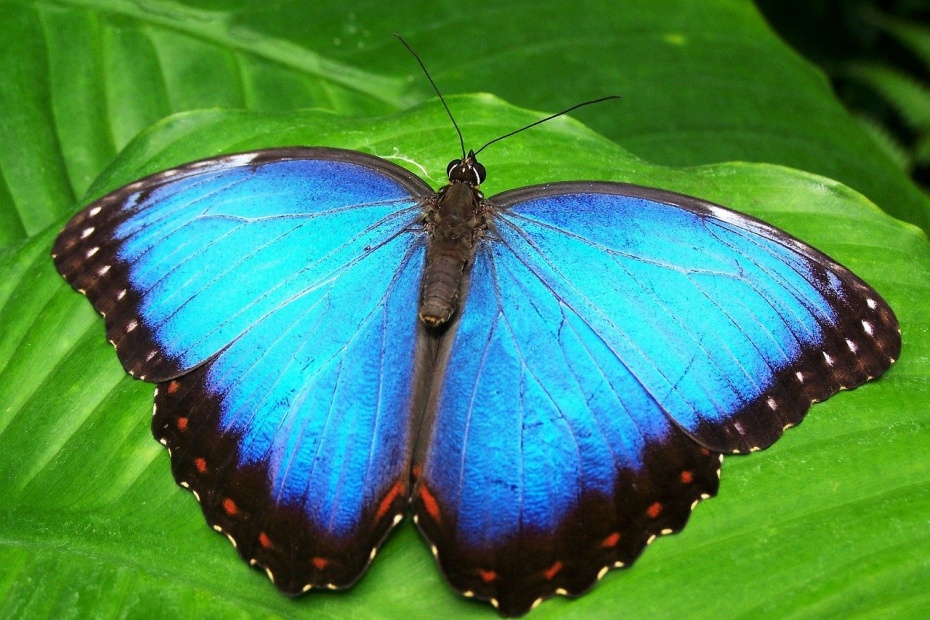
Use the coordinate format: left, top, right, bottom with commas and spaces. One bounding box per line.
53, 148, 432, 592
412, 183, 900, 615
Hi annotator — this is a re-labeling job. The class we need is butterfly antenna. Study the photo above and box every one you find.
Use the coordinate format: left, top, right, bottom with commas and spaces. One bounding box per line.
474, 95, 621, 156
395, 34, 467, 160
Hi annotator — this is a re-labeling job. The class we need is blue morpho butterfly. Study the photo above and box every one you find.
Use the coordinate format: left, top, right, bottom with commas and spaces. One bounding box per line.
52, 44, 900, 617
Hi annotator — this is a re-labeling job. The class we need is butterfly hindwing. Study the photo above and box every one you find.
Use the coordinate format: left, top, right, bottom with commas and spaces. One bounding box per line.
412, 183, 899, 615
54, 148, 435, 592
412, 241, 723, 615
153, 229, 425, 591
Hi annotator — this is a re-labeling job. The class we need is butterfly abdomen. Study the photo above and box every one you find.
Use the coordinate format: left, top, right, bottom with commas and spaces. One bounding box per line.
419, 181, 486, 327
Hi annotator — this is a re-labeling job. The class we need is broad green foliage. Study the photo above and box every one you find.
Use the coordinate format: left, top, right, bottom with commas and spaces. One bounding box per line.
0, 1, 928, 618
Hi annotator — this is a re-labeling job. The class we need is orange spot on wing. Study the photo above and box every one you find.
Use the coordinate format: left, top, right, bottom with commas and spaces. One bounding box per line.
312, 557, 329, 570
646, 502, 663, 519
222, 498, 238, 516
680, 470, 693, 484
419, 484, 441, 523
477, 568, 497, 583
194, 457, 207, 473
543, 561, 563, 580
601, 532, 621, 548
376, 480, 405, 520
167, 380, 180, 395
177, 417, 188, 431
700, 448, 711, 455
412, 464, 422, 479
258, 532, 272, 549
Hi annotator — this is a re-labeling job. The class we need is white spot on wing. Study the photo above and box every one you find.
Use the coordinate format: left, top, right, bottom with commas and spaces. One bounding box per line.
126, 319, 138, 333
846, 339, 858, 352
86, 247, 99, 258
823, 352, 834, 366
81, 227, 95, 238
89, 206, 102, 217
213, 152, 260, 168
862, 320, 874, 335
97, 264, 110, 276
707, 205, 743, 224
796, 371, 804, 383
117, 289, 127, 301
867, 298, 877, 309
767, 397, 777, 410
597, 566, 609, 580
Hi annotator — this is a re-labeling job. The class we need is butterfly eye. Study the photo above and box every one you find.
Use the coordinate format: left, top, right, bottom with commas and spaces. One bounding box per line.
446, 159, 463, 180
471, 160, 486, 185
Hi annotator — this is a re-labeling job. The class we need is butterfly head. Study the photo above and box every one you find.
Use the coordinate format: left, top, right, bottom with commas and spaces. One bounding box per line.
446, 150, 486, 187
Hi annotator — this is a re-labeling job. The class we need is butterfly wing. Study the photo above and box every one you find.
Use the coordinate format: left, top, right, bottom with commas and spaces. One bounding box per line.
52, 147, 431, 381
53, 148, 433, 592
412, 183, 899, 615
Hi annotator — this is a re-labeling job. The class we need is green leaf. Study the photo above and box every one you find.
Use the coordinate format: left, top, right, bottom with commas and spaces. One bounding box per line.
0, 0, 409, 241
852, 114, 911, 173
2, 101, 928, 618
213, 0, 930, 235
2, 0, 930, 245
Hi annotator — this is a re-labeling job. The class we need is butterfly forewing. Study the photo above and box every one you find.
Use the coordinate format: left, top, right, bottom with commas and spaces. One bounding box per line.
52, 148, 433, 381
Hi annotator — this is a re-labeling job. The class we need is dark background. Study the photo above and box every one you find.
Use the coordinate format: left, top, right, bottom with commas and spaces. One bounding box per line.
757, 0, 930, 192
